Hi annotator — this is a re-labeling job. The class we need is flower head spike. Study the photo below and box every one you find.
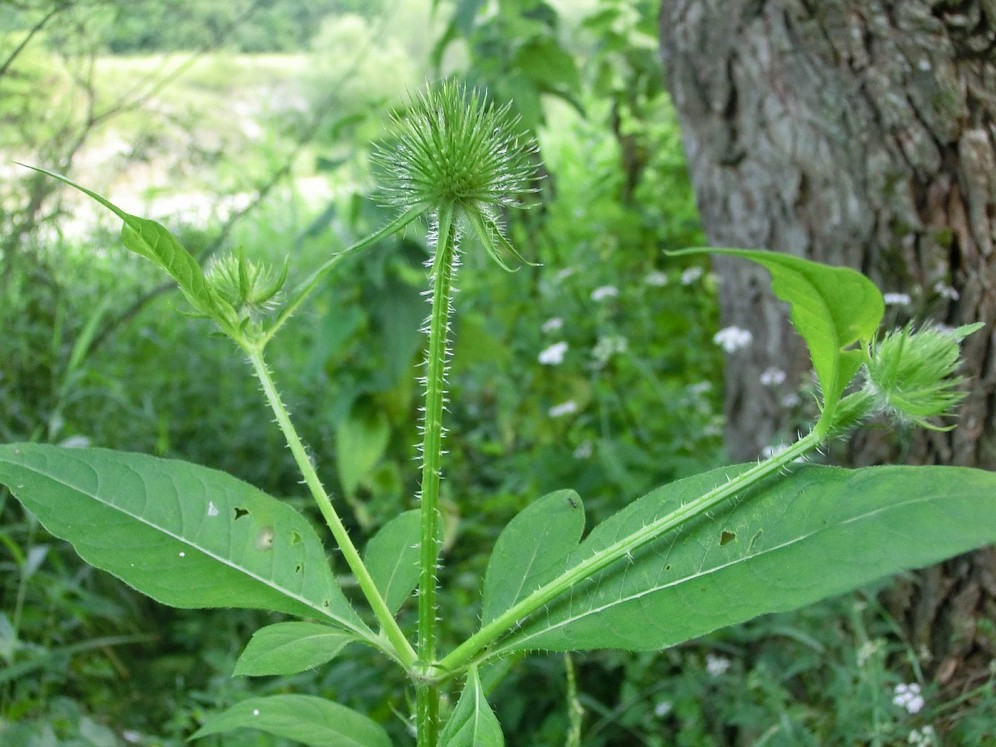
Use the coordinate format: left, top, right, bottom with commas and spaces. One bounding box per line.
864, 321, 984, 430
373, 80, 539, 270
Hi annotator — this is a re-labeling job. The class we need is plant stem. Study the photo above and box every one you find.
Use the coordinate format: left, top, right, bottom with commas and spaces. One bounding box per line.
244, 345, 417, 667
415, 206, 458, 745
439, 429, 823, 673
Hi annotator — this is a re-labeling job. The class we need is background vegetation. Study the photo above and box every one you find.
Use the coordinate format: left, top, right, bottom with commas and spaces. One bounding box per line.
0, 1, 990, 745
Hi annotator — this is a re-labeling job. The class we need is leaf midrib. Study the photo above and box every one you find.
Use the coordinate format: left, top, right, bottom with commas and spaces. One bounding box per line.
498, 494, 933, 650
13, 459, 370, 640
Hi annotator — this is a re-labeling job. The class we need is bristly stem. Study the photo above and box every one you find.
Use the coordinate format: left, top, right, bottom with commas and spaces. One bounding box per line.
415, 205, 458, 745
438, 429, 824, 674
243, 344, 418, 668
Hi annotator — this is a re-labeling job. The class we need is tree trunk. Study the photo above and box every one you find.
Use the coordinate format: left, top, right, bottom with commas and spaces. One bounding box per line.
659, 0, 995, 704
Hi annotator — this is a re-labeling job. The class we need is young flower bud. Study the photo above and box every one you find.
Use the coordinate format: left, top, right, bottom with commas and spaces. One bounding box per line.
207, 254, 286, 330
863, 322, 983, 430
372, 80, 538, 270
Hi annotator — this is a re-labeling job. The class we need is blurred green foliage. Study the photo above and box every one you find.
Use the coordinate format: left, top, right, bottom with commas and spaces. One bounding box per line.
0, 0, 990, 745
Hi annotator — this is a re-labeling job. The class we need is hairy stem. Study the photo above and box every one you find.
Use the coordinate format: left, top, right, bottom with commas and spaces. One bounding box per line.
244, 345, 418, 667
439, 429, 823, 674
416, 206, 458, 745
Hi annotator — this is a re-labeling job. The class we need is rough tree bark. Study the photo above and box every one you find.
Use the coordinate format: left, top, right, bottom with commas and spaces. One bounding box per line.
659, 0, 995, 705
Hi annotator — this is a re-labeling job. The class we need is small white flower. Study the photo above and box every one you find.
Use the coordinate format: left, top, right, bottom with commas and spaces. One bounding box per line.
644, 270, 668, 287
538, 341, 569, 365
893, 682, 925, 715
548, 400, 579, 418
857, 639, 880, 667
759, 367, 787, 386
780, 393, 802, 408
681, 266, 704, 285
883, 292, 912, 306
591, 335, 628, 364
705, 653, 732, 677
760, 443, 789, 459
654, 700, 673, 718
713, 326, 753, 353
573, 440, 594, 459
907, 725, 937, 746
933, 282, 959, 301
542, 317, 564, 333
591, 285, 620, 302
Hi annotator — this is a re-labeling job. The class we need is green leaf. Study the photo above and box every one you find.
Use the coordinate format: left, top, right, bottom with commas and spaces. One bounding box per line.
670, 248, 884, 423
336, 400, 391, 496
0, 444, 368, 638
439, 666, 504, 747
19, 165, 222, 321
512, 36, 581, 95
233, 622, 355, 677
495, 463, 996, 652
481, 490, 584, 625
363, 510, 421, 615
191, 694, 392, 747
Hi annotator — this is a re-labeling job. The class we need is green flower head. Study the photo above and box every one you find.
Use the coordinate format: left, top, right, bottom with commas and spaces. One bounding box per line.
863, 321, 983, 430
207, 254, 286, 330
373, 80, 538, 270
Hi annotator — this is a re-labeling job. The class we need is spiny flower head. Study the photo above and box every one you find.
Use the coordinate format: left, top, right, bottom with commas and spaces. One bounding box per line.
373, 80, 538, 269
207, 254, 286, 330
863, 321, 983, 430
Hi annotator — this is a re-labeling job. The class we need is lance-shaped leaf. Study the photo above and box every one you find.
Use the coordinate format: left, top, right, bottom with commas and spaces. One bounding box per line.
492, 463, 996, 653
481, 489, 584, 624
670, 248, 884, 424
439, 666, 504, 747
191, 694, 392, 746
234, 622, 355, 677
0, 444, 369, 640
20, 165, 223, 321
363, 509, 421, 615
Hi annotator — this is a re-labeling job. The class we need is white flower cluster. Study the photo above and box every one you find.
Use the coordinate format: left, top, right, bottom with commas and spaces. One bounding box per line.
893, 682, 925, 715
542, 317, 564, 333
907, 725, 937, 746
883, 292, 912, 306
759, 367, 786, 386
681, 266, 704, 285
548, 400, 578, 418
713, 326, 753, 353
591, 335, 628, 365
591, 285, 620, 302
644, 270, 668, 287
705, 653, 732, 677
538, 341, 568, 366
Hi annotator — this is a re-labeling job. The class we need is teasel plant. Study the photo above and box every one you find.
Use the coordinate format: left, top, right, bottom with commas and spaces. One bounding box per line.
10, 80, 994, 747
370, 79, 539, 743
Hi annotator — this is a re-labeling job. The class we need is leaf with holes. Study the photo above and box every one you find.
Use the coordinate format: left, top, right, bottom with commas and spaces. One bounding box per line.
489, 463, 996, 653
0, 444, 370, 641
481, 489, 584, 625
